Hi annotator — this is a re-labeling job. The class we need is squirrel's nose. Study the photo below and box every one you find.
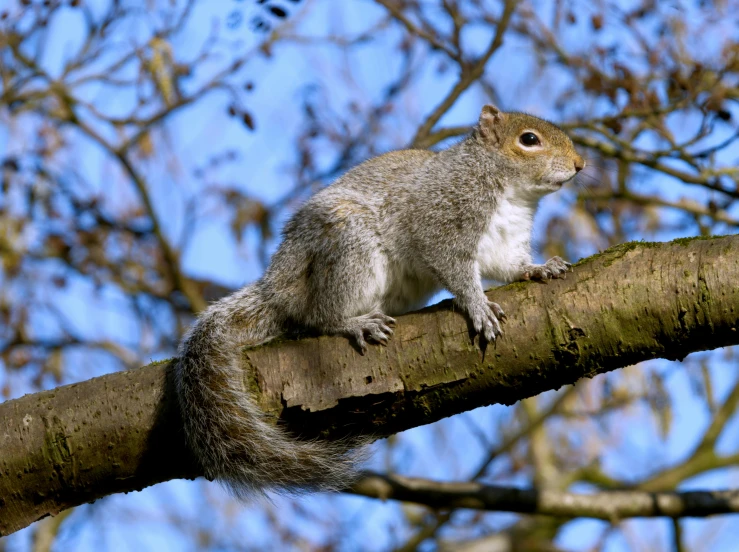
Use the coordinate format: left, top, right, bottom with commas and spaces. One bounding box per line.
574, 157, 585, 173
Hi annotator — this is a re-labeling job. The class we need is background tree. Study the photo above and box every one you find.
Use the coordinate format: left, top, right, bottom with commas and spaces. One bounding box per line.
1, 0, 738, 550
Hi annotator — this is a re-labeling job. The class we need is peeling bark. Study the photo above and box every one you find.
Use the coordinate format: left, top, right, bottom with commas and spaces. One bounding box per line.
1, 236, 738, 535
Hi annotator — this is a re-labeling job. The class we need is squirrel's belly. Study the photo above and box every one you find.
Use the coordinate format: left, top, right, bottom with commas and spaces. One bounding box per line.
349, 248, 437, 316
380, 261, 439, 316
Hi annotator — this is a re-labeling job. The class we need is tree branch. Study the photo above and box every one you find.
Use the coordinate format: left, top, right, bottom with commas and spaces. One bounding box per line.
350, 472, 739, 520
411, 0, 517, 146
373, 0, 459, 59
2, 235, 739, 535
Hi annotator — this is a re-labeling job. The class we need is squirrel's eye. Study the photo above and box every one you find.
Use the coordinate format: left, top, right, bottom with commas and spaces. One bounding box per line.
519, 132, 540, 146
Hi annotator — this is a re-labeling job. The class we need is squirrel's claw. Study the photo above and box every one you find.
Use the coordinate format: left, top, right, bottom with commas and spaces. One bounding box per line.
487, 300, 506, 321
521, 256, 572, 282
346, 311, 396, 353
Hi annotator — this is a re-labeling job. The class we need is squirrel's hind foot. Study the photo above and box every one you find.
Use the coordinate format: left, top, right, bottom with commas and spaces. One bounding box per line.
339, 311, 396, 354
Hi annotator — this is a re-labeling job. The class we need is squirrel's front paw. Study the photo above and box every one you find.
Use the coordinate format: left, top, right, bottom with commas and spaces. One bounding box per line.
521, 256, 572, 282
467, 299, 505, 342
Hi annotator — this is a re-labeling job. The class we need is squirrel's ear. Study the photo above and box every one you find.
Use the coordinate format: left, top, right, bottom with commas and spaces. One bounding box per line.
478, 104, 505, 144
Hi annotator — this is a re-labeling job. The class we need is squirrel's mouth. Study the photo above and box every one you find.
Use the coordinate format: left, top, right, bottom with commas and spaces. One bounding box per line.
556, 173, 578, 186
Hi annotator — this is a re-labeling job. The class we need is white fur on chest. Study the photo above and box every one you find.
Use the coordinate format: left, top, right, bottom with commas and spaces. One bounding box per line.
476, 194, 537, 283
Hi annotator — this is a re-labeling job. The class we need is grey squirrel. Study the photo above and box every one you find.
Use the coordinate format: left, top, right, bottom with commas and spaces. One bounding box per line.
174, 105, 585, 496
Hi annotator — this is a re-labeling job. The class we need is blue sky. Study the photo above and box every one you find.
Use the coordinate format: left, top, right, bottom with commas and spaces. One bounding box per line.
1, 0, 739, 550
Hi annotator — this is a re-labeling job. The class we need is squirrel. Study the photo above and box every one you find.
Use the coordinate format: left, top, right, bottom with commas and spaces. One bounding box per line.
174, 105, 585, 497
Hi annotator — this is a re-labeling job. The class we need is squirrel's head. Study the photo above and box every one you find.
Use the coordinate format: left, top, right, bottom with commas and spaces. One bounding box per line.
474, 105, 585, 198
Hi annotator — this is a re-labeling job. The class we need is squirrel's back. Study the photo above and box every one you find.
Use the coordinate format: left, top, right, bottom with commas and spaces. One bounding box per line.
327, 148, 436, 196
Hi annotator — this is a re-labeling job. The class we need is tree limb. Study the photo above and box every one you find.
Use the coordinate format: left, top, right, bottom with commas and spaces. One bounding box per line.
1, 235, 739, 535
411, 0, 517, 146
350, 472, 739, 520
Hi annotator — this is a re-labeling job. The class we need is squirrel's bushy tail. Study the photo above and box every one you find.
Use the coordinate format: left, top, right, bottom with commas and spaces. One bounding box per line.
174, 284, 362, 497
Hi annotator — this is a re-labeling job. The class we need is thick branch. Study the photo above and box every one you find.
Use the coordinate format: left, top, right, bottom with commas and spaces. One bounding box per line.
350, 472, 739, 520
2, 236, 739, 535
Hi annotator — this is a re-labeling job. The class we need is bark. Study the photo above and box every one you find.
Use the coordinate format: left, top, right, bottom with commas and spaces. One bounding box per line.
1, 235, 738, 535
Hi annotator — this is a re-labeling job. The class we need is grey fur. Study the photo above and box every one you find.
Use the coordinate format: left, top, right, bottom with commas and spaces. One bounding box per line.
174, 105, 585, 496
